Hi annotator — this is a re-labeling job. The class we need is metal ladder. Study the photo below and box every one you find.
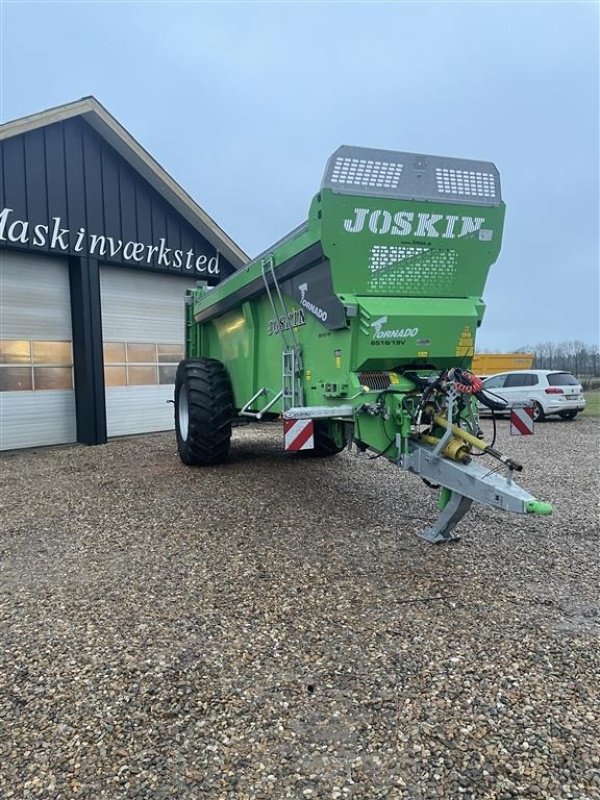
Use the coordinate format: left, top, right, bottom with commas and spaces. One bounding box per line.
261, 255, 303, 411
240, 257, 303, 418
282, 347, 302, 413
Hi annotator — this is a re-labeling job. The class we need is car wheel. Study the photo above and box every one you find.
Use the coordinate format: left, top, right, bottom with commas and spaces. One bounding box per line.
532, 401, 545, 422
558, 410, 578, 420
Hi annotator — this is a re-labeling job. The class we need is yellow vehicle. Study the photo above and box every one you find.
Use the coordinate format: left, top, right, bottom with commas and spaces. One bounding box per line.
472, 353, 534, 376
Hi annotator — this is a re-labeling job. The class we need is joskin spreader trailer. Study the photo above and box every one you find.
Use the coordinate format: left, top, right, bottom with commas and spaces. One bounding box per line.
175, 146, 552, 543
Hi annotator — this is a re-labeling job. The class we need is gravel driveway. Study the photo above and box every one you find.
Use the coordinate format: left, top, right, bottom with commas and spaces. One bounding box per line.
1, 417, 599, 799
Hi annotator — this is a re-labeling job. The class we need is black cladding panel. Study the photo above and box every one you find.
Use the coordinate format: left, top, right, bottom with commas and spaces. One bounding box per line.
0, 117, 235, 282
2, 135, 28, 221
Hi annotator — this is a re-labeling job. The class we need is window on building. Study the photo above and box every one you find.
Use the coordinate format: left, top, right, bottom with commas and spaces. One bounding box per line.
0, 366, 33, 392
102, 342, 183, 387
0, 340, 73, 391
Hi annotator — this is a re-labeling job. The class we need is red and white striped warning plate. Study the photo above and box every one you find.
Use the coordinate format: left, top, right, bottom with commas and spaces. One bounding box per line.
510, 406, 534, 436
283, 418, 314, 451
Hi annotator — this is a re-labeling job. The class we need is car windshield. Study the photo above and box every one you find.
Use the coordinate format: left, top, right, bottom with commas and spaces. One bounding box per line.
547, 372, 579, 386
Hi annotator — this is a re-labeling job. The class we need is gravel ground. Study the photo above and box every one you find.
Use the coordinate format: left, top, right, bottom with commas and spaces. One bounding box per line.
1, 416, 599, 800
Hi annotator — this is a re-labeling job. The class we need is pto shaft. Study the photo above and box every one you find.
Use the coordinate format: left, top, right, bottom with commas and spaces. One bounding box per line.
433, 415, 523, 472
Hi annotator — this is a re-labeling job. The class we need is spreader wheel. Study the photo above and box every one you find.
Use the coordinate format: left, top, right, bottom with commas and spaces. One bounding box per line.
175, 358, 234, 466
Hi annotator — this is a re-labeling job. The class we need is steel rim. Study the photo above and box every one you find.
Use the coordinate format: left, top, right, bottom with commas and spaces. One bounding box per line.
178, 389, 189, 441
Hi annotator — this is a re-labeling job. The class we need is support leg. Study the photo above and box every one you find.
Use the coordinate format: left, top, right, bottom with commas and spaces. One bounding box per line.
417, 492, 473, 544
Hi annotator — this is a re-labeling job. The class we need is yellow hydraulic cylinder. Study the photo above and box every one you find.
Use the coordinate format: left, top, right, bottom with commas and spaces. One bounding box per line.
421, 434, 471, 463
433, 414, 523, 472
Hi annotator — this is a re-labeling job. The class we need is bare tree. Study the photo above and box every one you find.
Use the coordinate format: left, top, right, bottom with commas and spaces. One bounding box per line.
512, 341, 600, 376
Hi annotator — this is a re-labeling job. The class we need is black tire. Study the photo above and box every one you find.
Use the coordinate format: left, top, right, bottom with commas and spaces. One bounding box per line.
309, 421, 348, 457
532, 401, 545, 422
558, 410, 578, 420
175, 358, 234, 466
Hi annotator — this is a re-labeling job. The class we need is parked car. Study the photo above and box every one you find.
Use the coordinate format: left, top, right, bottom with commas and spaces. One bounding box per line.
479, 370, 586, 421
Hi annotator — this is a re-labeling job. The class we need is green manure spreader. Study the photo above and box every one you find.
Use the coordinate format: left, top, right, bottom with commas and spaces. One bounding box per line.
175, 146, 552, 542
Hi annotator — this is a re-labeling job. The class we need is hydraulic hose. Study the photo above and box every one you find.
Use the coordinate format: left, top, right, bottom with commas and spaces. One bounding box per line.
476, 389, 509, 412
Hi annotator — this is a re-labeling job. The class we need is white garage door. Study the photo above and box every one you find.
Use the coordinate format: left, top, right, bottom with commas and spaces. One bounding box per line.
0, 251, 76, 450
100, 268, 196, 437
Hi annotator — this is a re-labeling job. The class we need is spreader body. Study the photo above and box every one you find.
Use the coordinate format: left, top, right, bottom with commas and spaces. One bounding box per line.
176, 146, 551, 542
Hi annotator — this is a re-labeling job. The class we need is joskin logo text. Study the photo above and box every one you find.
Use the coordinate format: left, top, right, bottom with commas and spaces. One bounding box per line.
344, 208, 492, 240
267, 308, 306, 336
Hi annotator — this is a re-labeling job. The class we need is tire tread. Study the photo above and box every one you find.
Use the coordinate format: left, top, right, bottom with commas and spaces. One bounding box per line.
175, 358, 233, 466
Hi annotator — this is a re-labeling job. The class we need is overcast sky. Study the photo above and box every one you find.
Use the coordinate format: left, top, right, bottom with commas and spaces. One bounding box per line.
1, 1, 598, 350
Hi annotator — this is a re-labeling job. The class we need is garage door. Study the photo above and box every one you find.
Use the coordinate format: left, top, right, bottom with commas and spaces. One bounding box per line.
0, 251, 76, 450
100, 268, 196, 437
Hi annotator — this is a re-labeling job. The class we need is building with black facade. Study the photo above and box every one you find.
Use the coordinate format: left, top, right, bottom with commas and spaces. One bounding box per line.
0, 96, 247, 450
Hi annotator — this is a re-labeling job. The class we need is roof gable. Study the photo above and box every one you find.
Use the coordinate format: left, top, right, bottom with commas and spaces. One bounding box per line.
0, 96, 247, 268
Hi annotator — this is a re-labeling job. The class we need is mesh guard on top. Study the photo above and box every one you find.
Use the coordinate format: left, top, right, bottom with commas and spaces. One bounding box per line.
321, 146, 502, 207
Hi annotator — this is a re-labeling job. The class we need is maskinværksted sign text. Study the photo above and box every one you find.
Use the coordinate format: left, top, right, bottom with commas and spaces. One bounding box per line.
0, 207, 220, 275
